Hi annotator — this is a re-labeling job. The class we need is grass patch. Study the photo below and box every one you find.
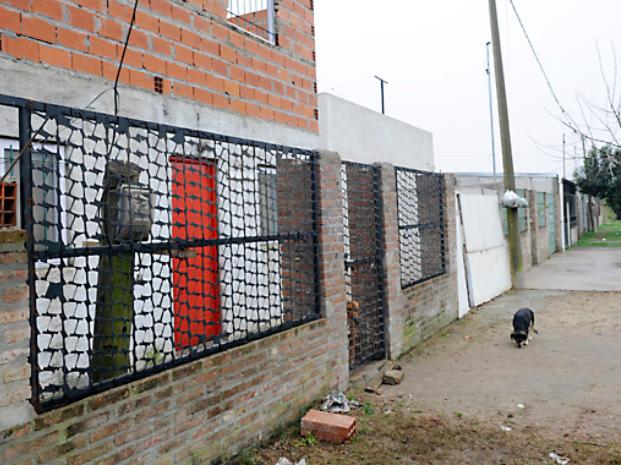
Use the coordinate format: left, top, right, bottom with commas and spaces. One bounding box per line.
576, 221, 621, 248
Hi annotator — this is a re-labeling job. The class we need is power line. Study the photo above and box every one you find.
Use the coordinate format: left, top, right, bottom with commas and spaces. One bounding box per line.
506, 0, 568, 117
0, 0, 140, 184
114, 0, 140, 116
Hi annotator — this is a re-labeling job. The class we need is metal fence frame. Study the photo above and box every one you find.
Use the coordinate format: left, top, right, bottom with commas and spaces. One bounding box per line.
341, 161, 387, 368
395, 166, 446, 289
0, 94, 321, 412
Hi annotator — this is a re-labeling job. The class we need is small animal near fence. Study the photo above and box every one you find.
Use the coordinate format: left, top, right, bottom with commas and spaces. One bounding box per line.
395, 167, 446, 289
1, 95, 320, 411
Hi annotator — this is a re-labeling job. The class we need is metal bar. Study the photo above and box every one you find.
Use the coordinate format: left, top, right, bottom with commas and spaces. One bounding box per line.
310, 152, 321, 319
438, 174, 447, 274
19, 106, 41, 412
373, 165, 388, 360
33, 232, 316, 261
267, 0, 276, 43
398, 222, 442, 231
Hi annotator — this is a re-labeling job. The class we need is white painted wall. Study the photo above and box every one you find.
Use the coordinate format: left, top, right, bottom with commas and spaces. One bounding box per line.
0, 58, 319, 149
455, 195, 470, 318
319, 93, 434, 170
454, 173, 559, 195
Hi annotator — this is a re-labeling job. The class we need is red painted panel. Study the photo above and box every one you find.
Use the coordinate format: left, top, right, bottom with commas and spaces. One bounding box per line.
171, 157, 220, 349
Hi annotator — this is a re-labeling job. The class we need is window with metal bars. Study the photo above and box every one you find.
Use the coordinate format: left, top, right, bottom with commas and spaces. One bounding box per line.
395, 167, 446, 289
227, 0, 277, 44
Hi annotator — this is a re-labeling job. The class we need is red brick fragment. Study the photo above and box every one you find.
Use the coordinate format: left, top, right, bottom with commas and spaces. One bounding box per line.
300, 409, 356, 444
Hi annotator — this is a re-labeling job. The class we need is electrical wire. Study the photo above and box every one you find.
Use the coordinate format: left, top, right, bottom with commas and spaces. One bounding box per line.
0, 0, 139, 184
506, 0, 568, 117
114, 0, 140, 116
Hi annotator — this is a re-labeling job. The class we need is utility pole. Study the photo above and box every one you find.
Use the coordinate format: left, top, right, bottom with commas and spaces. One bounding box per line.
488, 0, 522, 287
374, 75, 388, 114
485, 41, 498, 188
562, 133, 566, 179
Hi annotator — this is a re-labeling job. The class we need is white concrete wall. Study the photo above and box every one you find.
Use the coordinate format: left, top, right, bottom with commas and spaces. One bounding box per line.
454, 173, 559, 195
0, 57, 319, 149
319, 93, 434, 170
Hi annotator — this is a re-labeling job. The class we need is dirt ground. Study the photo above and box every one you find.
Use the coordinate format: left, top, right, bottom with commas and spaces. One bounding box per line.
241, 288, 621, 465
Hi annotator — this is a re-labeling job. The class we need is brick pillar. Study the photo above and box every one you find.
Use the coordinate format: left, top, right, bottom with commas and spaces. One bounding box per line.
0, 230, 34, 430
317, 151, 349, 390
378, 163, 402, 359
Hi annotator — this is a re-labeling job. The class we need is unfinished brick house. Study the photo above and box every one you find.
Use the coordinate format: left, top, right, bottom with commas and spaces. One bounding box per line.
0, 1, 464, 463
0, 1, 353, 464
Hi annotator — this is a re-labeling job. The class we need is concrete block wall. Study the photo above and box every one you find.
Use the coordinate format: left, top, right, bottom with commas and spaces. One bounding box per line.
0, 152, 349, 465
380, 165, 459, 358
0, 0, 318, 132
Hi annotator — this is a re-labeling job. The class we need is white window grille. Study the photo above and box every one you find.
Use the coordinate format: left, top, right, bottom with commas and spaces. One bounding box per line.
227, 0, 276, 44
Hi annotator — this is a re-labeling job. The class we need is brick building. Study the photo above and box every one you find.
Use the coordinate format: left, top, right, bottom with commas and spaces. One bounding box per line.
0, 0, 318, 143
0, 2, 464, 463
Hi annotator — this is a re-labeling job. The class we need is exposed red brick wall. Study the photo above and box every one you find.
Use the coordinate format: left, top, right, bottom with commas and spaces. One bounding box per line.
380, 167, 459, 357
0, 0, 318, 132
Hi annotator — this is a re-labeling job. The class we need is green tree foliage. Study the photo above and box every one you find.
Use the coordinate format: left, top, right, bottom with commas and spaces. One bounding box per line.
575, 145, 621, 220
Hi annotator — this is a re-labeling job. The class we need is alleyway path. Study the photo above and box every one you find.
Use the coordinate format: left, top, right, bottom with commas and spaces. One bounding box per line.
252, 249, 621, 464
521, 247, 621, 291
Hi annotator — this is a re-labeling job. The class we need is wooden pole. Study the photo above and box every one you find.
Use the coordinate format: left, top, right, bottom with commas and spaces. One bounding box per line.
488, 0, 522, 287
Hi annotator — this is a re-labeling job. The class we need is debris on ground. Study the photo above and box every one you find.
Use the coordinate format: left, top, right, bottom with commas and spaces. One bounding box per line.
549, 452, 570, 464
365, 360, 393, 393
301, 409, 356, 444
500, 425, 512, 432
383, 369, 403, 385
275, 459, 306, 465
320, 392, 360, 414
517, 403, 525, 409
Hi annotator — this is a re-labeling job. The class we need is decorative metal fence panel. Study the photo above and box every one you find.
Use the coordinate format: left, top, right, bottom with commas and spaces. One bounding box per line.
395, 167, 446, 289
1, 95, 320, 411
341, 162, 386, 368
227, 0, 276, 44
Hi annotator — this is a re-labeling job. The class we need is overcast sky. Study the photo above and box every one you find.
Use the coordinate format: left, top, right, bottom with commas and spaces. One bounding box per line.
314, 0, 621, 175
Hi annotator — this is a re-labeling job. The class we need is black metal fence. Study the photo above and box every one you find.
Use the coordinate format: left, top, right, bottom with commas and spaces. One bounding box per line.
341, 162, 386, 368
1, 95, 320, 411
395, 167, 446, 289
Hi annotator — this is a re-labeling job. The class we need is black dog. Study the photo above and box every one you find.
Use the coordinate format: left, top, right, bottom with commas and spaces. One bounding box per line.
511, 308, 538, 348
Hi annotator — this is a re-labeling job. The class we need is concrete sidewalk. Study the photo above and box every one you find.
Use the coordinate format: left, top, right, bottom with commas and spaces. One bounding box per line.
520, 248, 621, 292
385, 289, 621, 442
378, 247, 621, 443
